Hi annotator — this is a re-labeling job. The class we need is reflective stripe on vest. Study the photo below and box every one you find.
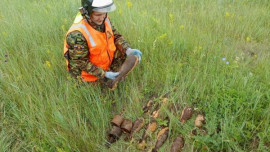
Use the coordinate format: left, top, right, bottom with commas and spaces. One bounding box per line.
69, 24, 96, 47
105, 18, 112, 28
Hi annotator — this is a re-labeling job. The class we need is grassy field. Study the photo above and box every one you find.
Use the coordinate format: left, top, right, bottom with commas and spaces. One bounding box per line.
0, 0, 269, 151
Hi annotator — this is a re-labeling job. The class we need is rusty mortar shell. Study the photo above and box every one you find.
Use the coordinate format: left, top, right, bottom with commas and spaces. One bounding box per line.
170, 136, 185, 152
111, 115, 124, 127
120, 119, 133, 133
179, 107, 194, 124
109, 126, 122, 140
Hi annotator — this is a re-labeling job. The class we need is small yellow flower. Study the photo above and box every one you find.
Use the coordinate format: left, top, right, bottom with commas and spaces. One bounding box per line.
46, 49, 51, 54
169, 13, 174, 23
151, 17, 160, 24
178, 62, 183, 67
61, 25, 66, 32
57, 147, 66, 152
168, 40, 173, 45
118, 8, 123, 14
246, 36, 251, 42
2, 31, 7, 37
158, 33, 167, 39
46, 61, 51, 68
225, 12, 230, 17
126, 1, 132, 8
180, 25, 185, 30
198, 46, 202, 50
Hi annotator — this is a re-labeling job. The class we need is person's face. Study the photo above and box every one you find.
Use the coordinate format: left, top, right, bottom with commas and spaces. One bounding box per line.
90, 11, 107, 25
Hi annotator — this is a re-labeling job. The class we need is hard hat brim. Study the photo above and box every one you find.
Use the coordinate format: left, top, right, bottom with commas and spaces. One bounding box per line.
92, 3, 116, 13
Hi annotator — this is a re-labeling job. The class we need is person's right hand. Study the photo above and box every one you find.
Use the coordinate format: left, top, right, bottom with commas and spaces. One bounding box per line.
126, 48, 142, 62
105, 72, 119, 80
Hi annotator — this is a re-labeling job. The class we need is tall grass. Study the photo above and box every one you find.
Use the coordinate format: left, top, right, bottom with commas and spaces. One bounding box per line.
0, 0, 269, 151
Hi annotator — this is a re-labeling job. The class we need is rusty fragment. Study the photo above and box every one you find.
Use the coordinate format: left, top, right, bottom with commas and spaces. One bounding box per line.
162, 98, 168, 104
179, 107, 194, 123
152, 127, 169, 152
143, 100, 154, 113
111, 115, 124, 127
170, 136, 185, 152
131, 118, 145, 134
120, 119, 133, 133
194, 114, 206, 128
141, 119, 157, 142
109, 126, 122, 140
191, 129, 197, 136
146, 120, 157, 133
108, 55, 139, 90
152, 110, 160, 118
138, 140, 147, 150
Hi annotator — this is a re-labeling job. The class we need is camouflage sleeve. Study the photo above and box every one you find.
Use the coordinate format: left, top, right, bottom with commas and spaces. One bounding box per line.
111, 21, 131, 53
66, 31, 106, 79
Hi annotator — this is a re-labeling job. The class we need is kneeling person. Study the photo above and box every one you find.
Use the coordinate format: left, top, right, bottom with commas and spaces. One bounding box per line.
63, 0, 142, 89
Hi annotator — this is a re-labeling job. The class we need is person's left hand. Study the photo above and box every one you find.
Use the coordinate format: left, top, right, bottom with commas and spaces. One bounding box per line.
126, 48, 142, 62
105, 71, 119, 80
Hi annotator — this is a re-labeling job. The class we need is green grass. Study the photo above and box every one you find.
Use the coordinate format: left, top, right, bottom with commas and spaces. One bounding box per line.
0, 0, 269, 151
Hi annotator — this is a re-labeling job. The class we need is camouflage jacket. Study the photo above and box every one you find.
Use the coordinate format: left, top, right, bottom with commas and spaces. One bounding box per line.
66, 18, 130, 79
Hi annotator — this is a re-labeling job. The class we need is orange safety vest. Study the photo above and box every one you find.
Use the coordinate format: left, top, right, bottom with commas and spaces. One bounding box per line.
64, 13, 116, 82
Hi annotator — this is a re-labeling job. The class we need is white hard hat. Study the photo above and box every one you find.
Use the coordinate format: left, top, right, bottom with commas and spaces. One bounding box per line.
81, 0, 116, 14
92, 0, 116, 13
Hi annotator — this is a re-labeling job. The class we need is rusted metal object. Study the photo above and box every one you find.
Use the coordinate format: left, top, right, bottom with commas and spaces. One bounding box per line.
137, 140, 147, 150
137, 119, 158, 151
120, 119, 133, 133
131, 117, 145, 134
143, 100, 154, 113
162, 98, 169, 104
179, 107, 194, 123
125, 117, 145, 141
108, 55, 139, 90
152, 110, 160, 118
191, 129, 197, 136
109, 126, 122, 139
170, 136, 185, 152
140, 119, 157, 143
195, 114, 206, 128
111, 115, 124, 127
106, 126, 123, 147
146, 120, 157, 133
152, 127, 169, 152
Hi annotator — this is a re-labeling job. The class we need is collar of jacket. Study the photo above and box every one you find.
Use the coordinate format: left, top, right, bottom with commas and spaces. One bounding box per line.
86, 18, 106, 33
